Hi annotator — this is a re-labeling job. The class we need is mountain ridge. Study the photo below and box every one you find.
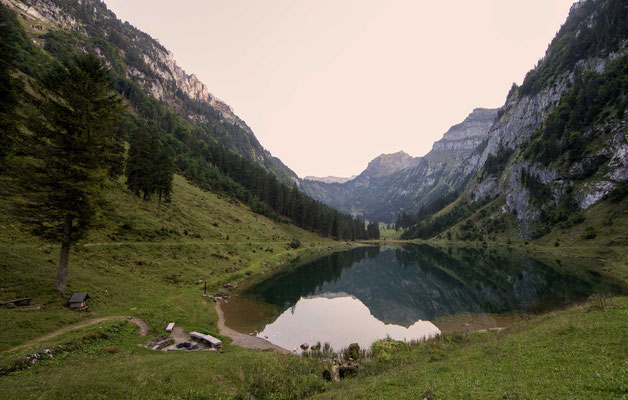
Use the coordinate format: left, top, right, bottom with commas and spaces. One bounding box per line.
300, 108, 499, 222
1, 0, 298, 182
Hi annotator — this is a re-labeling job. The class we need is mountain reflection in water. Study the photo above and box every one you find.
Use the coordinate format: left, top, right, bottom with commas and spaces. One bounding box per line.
222, 244, 623, 351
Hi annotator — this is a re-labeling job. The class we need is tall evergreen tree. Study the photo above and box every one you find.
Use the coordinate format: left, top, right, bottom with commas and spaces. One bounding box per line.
126, 128, 157, 199
0, 5, 21, 166
18, 54, 124, 293
154, 147, 174, 210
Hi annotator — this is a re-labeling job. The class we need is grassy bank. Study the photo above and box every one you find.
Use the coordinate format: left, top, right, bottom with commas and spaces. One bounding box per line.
313, 296, 628, 400
0, 175, 345, 355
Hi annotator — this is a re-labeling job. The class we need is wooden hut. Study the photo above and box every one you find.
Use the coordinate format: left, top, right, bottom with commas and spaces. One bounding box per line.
68, 293, 90, 310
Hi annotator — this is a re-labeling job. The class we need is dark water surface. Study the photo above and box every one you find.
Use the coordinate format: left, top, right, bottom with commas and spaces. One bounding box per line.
222, 244, 623, 351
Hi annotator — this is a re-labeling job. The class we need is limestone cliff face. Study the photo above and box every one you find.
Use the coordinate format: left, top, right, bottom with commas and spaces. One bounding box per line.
2, 0, 297, 182
469, 53, 627, 237
429, 108, 498, 155
300, 109, 498, 222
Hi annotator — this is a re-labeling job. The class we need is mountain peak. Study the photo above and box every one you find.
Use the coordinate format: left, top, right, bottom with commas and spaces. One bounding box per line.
363, 151, 420, 178
426, 108, 498, 159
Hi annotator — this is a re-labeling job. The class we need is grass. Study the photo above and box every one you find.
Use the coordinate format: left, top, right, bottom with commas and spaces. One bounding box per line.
0, 175, 343, 355
312, 297, 628, 399
425, 196, 628, 280
1, 175, 626, 399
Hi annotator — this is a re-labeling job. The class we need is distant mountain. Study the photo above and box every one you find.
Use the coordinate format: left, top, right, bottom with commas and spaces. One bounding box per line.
303, 175, 357, 184
300, 109, 498, 222
361, 151, 422, 178
304, 0, 627, 238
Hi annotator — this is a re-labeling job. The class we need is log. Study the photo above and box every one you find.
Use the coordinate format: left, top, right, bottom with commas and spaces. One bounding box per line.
1, 298, 31, 307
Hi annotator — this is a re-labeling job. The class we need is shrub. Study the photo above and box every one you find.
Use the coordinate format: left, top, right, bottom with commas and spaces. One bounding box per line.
581, 227, 597, 240
288, 238, 301, 249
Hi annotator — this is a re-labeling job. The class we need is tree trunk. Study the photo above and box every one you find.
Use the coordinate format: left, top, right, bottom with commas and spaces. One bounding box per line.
157, 189, 162, 210
55, 215, 72, 294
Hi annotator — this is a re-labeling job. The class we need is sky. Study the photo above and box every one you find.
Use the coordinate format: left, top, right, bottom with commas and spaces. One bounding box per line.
103, 0, 576, 178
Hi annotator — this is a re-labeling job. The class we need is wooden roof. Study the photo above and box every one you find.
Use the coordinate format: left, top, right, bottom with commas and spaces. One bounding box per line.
68, 293, 89, 303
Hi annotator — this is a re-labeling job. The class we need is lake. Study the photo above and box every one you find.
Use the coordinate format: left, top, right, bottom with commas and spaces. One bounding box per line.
222, 244, 623, 352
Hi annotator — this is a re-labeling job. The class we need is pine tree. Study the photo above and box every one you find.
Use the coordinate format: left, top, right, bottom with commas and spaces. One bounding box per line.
0, 5, 21, 166
126, 128, 158, 199
18, 54, 124, 293
154, 147, 174, 210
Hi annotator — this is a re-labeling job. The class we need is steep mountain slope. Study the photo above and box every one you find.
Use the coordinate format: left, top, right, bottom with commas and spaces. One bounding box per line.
1, 0, 296, 183
1, 0, 376, 241
404, 0, 628, 240
300, 109, 498, 222
466, 0, 627, 238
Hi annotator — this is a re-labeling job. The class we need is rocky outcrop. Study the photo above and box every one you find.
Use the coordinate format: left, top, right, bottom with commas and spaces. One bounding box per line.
428, 108, 498, 155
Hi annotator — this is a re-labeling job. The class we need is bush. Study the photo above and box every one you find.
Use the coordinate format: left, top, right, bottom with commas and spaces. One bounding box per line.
581, 227, 597, 240
288, 238, 301, 249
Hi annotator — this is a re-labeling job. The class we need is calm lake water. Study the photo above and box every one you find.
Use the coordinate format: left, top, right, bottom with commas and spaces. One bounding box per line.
222, 244, 624, 352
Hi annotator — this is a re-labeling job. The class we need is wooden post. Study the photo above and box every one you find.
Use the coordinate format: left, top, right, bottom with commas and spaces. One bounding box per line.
204, 281, 207, 296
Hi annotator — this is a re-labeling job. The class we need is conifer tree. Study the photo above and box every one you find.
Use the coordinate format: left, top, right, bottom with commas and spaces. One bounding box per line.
19, 54, 124, 293
154, 148, 174, 210
0, 5, 21, 166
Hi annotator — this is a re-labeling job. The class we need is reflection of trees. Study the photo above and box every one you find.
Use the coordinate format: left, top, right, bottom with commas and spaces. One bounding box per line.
245, 244, 620, 328
246, 246, 381, 308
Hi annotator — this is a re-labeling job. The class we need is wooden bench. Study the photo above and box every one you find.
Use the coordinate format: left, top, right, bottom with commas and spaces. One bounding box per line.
189, 332, 222, 347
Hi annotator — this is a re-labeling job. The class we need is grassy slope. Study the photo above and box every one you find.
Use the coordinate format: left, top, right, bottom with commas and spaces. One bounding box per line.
0, 175, 341, 354
312, 297, 628, 400
426, 196, 628, 280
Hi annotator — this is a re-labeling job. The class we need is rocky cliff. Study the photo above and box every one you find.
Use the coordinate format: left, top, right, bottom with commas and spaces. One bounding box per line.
428, 108, 499, 156
465, 0, 628, 237
2, 0, 297, 182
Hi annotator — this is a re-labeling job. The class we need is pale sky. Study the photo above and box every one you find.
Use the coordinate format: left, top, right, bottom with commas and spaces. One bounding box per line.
104, 0, 576, 178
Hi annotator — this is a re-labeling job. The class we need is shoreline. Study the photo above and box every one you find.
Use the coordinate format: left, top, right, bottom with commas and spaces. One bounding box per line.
215, 301, 291, 354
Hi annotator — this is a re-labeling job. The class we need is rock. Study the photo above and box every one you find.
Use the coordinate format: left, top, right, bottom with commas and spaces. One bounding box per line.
155, 338, 174, 350
176, 341, 191, 349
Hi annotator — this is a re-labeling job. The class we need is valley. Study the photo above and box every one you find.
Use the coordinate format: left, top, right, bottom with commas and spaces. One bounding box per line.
0, 0, 626, 399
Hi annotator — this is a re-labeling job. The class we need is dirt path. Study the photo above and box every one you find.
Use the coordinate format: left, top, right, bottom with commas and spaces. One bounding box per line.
216, 302, 290, 354
8, 315, 148, 353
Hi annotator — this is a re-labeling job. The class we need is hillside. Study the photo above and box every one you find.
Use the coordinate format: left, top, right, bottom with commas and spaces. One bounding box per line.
1, 0, 296, 182
0, 0, 376, 243
0, 175, 341, 352
395, 0, 628, 241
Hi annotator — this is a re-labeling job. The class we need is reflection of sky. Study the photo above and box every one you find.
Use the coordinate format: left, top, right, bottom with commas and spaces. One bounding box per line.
257, 295, 440, 352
